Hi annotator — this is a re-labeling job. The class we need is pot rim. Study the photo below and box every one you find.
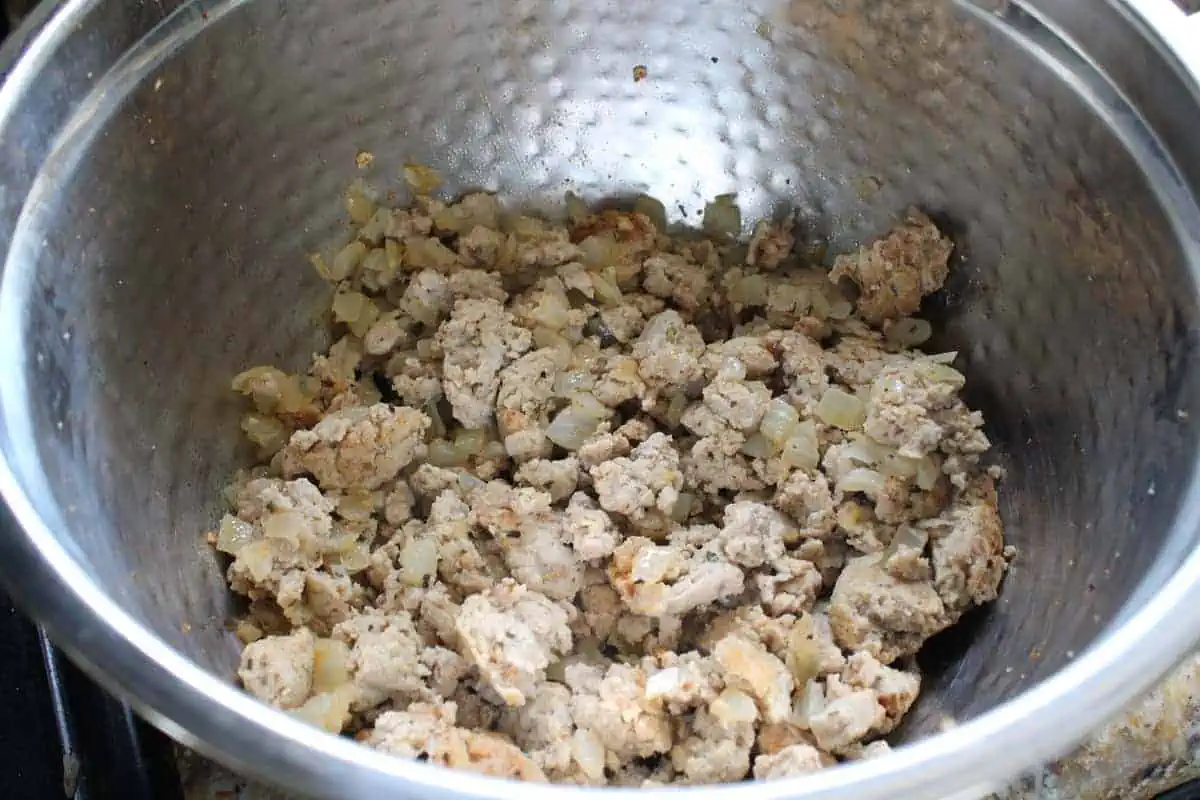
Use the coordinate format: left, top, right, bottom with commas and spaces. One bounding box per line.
0, 1, 1198, 798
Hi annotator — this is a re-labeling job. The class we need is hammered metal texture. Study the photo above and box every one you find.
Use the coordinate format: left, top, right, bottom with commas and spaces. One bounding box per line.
4, 0, 1200, 754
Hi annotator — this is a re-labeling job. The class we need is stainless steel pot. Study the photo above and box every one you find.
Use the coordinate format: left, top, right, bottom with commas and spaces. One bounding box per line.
0, 1, 1198, 798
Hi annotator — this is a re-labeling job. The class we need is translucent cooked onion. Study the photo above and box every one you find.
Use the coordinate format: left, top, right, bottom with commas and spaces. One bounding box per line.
787, 617, 821, 686
671, 492, 695, 523
717, 356, 747, 381
579, 234, 618, 268
728, 274, 768, 306
710, 688, 759, 725
808, 289, 832, 320
760, 399, 800, 445
546, 402, 606, 450
570, 391, 611, 421
839, 467, 887, 497
816, 387, 867, 430
665, 393, 688, 429
919, 360, 966, 387
533, 325, 571, 355
263, 511, 307, 544
781, 421, 820, 469
424, 396, 447, 439
238, 540, 276, 583
458, 472, 487, 492
531, 290, 572, 330
330, 241, 367, 282
427, 439, 465, 467
453, 428, 488, 459
703, 193, 741, 241
312, 638, 352, 694
405, 237, 460, 271
571, 729, 607, 782
793, 679, 826, 729
400, 537, 439, 587
384, 238, 404, 271
916, 454, 942, 491
333, 541, 372, 573
235, 620, 263, 644
402, 164, 443, 195
634, 194, 668, 232
344, 181, 377, 225
291, 684, 357, 733
565, 191, 590, 223
554, 370, 595, 397
880, 451, 920, 479
358, 247, 393, 291
740, 432, 773, 459
358, 207, 392, 245
241, 413, 288, 455
216, 514, 258, 555
887, 317, 933, 347
591, 271, 623, 306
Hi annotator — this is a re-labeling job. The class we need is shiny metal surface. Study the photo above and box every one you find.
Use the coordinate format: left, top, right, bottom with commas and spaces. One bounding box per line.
0, 0, 1198, 798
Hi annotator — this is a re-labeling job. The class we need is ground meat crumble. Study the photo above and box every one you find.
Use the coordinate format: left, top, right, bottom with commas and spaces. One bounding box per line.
213, 178, 1008, 787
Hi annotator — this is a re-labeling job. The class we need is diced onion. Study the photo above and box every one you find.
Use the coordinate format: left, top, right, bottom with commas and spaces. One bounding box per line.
216, 515, 258, 555
816, 387, 867, 430
703, 193, 741, 241
554, 370, 595, 397
671, 492, 695, 523
633, 194, 668, 232
235, 620, 263, 644
665, 393, 688, 429
880, 451, 920, 479
887, 317, 933, 347
291, 684, 357, 733
787, 617, 821, 685
916, 455, 942, 491
579, 234, 618, 268
793, 679, 826, 729
384, 239, 404, 270
263, 511, 307, 544
333, 541, 372, 573
740, 432, 773, 459
781, 422, 820, 469
531, 290, 572, 330
358, 207, 392, 245
344, 181, 377, 225
241, 413, 288, 455
546, 402, 606, 450
453, 428, 488, 459
565, 191, 590, 223
400, 537, 440, 587
729, 274, 768, 306
760, 399, 800, 445
238, 540, 276, 583
312, 638, 352, 694
330, 241, 368, 281
839, 467, 887, 497
427, 439, 465, 467
571, 729, 607, 781
592, 270, 623, 306
919, 361, 966, 387
710, 688, 759, 725
717, 356, 747, 381
402, 164, 443, 195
